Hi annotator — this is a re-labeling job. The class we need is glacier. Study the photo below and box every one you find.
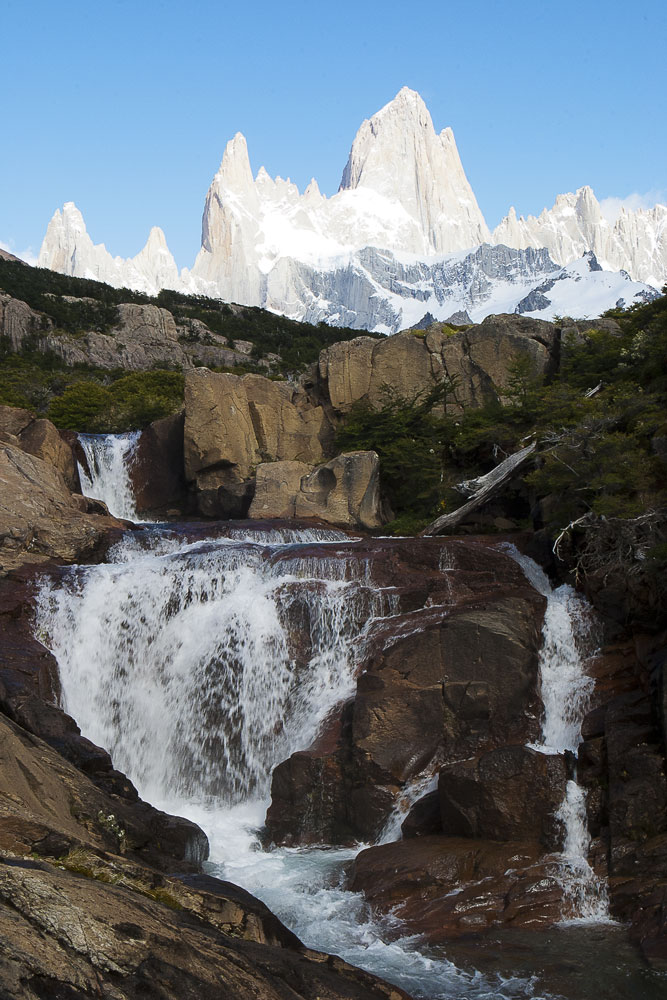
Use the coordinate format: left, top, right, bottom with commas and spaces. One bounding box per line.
38, 87, 664, 332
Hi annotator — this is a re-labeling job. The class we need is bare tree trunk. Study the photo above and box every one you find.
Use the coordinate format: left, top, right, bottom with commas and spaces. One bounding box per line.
420, 441, 537, 536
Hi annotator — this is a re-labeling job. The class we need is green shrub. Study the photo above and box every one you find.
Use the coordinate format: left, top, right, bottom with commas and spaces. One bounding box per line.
47, 382, 114, 431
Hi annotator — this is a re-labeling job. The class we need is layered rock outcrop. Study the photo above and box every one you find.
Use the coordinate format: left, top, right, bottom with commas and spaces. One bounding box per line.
184, 368, 338, 519
318, 317, 558, 414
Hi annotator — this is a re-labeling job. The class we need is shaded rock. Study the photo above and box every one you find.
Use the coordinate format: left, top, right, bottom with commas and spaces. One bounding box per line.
401, 790, 442, 838
438, 745, 572, 850
444, 309, 472, 325
18, 418, 79, 492
195, 466, 255, 518
131, 411, 187, 515
265, 703, 358, 846
266, 540, 545, 844
0, 712, 207, 868
437, 314, 557, 410
0, 405, 34, 438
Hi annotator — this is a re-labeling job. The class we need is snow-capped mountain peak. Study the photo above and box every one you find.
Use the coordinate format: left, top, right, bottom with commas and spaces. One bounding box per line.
37, 88, 665, 331
338, 87, 489, 252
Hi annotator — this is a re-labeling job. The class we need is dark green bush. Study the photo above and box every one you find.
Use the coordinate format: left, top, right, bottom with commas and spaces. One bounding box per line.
46, 371, 184, 432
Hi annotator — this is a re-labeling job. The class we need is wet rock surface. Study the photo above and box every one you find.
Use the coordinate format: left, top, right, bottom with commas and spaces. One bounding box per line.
131, 410, 188, 516
350, 836, 565, 939
266, 539, 545, 845
438, 746, 572, 849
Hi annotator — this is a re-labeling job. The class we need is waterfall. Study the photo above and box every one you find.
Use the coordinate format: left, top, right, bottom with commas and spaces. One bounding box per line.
77, 432, 141, 521
376, 769, 439, 845
35, 528, 392, 806
34, 526, 550, 1000
501, 544, 610, 922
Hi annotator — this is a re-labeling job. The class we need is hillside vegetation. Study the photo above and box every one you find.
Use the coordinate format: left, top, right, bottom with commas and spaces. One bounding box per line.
0, 259, 375, 430
337, 292, 667, 536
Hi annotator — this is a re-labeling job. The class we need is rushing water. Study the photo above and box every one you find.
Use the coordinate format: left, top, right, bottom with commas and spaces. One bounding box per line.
77, 431, 141, 520
501, 545, 610, 924
32, 500, 649, 998
35, 525, 557, 1000
36, 528, 390, 805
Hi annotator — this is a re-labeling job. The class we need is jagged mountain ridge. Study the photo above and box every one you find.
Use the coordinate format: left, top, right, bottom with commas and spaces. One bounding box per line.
38, 88, 664, 330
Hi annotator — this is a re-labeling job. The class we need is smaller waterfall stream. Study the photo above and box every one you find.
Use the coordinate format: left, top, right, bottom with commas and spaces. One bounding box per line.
501, 545, 610, 923
77, 431, 141, 521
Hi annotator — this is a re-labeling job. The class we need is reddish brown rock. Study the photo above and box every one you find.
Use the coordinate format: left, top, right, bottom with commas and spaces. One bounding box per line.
401, 790, 442, 838
349, 836, 564, 941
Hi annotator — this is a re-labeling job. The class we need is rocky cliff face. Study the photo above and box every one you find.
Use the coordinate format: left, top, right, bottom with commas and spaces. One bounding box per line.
172, 314, 563, 523
317, 315, 559, 413
0, 289, 255, 372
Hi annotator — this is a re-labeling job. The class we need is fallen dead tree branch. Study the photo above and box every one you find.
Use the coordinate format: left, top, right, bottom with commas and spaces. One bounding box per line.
420, 441, 537, 536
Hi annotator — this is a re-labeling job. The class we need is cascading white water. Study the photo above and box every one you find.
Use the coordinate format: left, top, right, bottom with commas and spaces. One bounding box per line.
34, 526, 547, 1000
501, 544, 610, 923
35, 528, 389, 805
377, 769, 439, 845
77, 431, 141, 521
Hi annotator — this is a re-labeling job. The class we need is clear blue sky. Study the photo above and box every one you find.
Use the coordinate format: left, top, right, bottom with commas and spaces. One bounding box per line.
2, 0, 665, 267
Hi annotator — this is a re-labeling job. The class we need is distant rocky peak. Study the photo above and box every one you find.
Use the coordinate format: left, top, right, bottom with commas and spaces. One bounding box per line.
338, 86, 438, 194
214, 132, 254, 192
337, 86, 489, 253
